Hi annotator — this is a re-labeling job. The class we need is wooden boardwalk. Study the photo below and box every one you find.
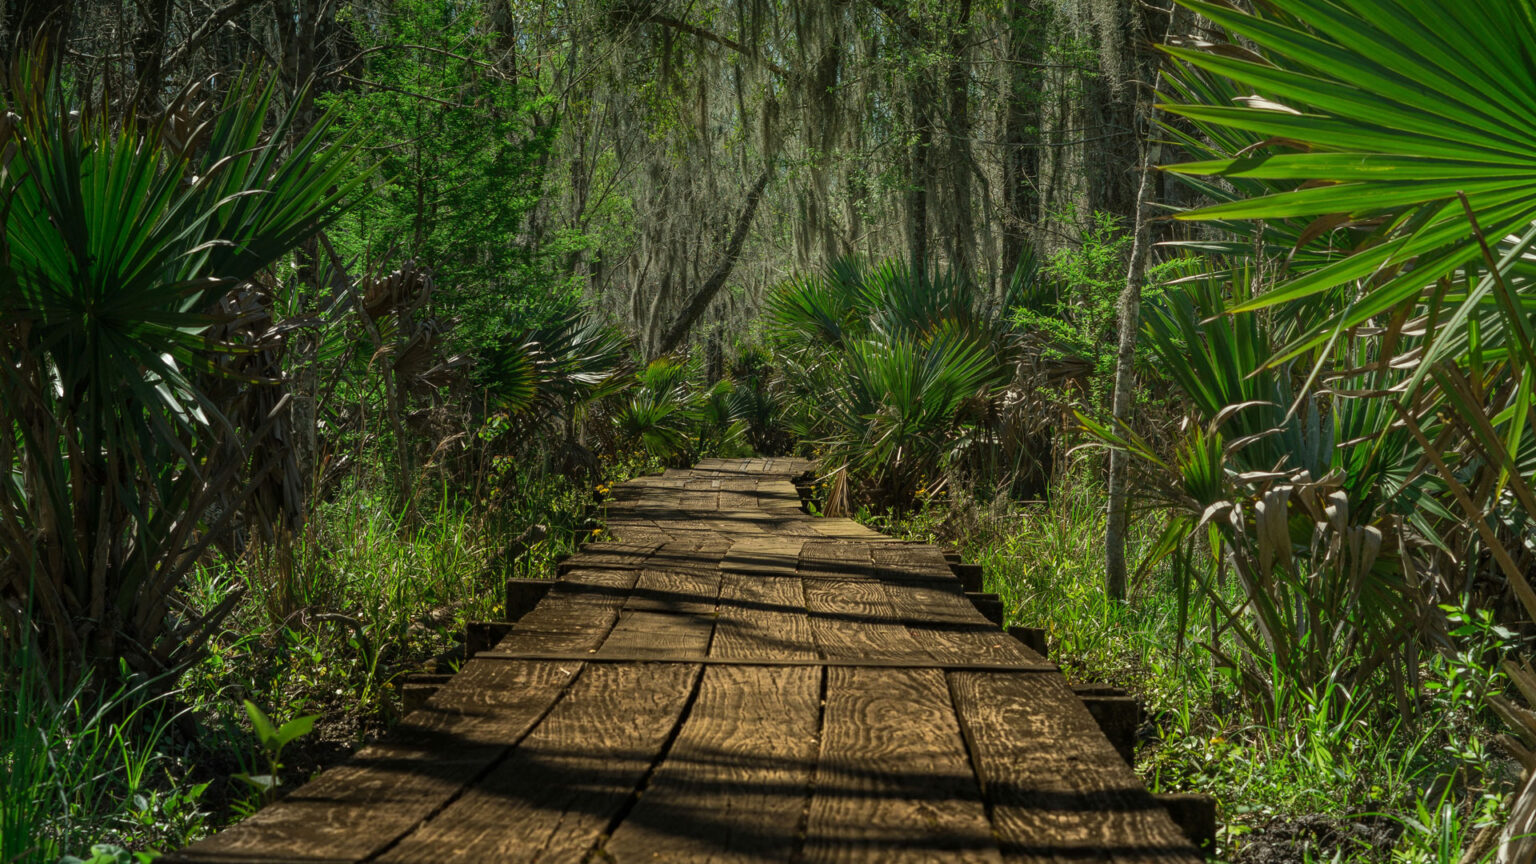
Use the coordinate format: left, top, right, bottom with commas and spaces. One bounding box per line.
169, 458, 1203, 863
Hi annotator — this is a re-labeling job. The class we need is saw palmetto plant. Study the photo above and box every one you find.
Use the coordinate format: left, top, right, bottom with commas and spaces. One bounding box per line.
0, 66, 368, 689
767, 257, 1032, 509
1148, 0, 1536, 855
1087, 267, 1445, 718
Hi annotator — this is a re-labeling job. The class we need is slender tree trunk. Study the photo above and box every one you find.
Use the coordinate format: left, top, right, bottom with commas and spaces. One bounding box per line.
1000, 0, 1045, 284
1104, 146, 1155, 601
945, 0, 974, 276
131, 0, 171, 110
1105, 0, 1173, 601
907, 76, 934, 274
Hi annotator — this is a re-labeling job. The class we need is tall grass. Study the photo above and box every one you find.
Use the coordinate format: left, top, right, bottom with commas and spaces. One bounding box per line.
1, 648, 198, 863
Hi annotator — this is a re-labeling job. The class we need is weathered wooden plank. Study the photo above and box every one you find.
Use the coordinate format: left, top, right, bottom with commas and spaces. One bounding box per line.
600, 665, 822, 861
596, 554, 722, 657
376, 662, 702, 864
712, 565, 817, 661
948, 672, 1201, 862
808, 518, 889, 540
626, 566, 722, 614
475, 652, 1054, 672
600, 609, 716, 657
605, 525, 675, 547
645, 540, 729, 575
567, 541, 662, 570
870, 544, 954, 580
493, 568, 639, 654
678, 477, 722, 511
800, 540, 873, 579
164, 660, 579, 864
804, 579, 928, 662
718, 476, 760, 511
803, 667, 1002, 863
723, 537, 804, 576
882, 581, 1041, 665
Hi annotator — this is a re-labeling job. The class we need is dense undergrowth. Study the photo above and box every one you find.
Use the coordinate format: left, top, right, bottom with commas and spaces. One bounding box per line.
863, 481, 1517, 863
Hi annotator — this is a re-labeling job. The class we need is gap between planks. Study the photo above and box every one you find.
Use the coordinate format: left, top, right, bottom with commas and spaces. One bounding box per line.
473, 651, 1056, 672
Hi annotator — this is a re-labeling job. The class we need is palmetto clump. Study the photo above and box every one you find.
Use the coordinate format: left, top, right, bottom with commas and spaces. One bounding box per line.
0, 65, 368, 691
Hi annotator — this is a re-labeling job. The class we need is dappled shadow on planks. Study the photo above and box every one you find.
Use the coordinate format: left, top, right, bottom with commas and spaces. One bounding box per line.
166, 458, 1199, 864
219, 670, 1184, 862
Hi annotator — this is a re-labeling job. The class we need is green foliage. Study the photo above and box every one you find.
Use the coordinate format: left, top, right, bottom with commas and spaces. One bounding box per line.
1162, 0, 1536, 365
612, 357, 747, 463
726, 345, 794, 456
232, 700, 319, 808
0, 66, 367, 685
60, 846, 159, 864
1, 653, 184, 863
1083, 266, 1438, 715
1101, 4, 1536, 854
1149, 0, 1536, 712
1013, 210, 1129, 372
768, 258, 1027, 508
825, 336, 999, 505
478, 310, 630, 431
325, 0, 573, 345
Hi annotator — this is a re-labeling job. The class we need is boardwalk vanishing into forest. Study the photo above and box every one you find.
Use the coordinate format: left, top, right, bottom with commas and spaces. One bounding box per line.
167, 459, 1207, 863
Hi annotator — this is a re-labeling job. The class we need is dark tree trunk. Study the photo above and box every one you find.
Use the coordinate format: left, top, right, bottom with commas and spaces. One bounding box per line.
907, 75, 933, 274
131, 0, 172, 110
944, 0, 975, 276
657, 166, 773, 356
1001, 0, 1045, 284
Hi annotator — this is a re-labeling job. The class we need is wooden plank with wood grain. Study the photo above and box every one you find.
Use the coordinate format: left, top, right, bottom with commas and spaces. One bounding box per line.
802, 666, 1003, 863
374, 662, 703, 864
163, 659, 580, 863
804, 578, 930, 662
492, 567, 639, 654
599, 664, 822, 862
949, 671, 1199, 862
712, 565, 817, 660
882, 580, 1044, 665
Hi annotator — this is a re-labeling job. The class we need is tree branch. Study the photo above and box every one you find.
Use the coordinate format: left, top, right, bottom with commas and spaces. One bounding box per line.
656, 166, 773, 356
619, 9, 791, 79
163, 0, 264, 72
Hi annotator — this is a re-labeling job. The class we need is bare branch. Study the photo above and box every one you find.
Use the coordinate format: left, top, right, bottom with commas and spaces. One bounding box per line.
163, 0, 263, 72
617, 8, 792, 79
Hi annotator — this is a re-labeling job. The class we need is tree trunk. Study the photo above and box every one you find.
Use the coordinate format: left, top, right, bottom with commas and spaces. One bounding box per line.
1000, 0, 1045, 285
907, 75, 934, 274
656, 166, 773, 356
131, 0, 172, 111
1105, 0, 1173, 602
1104, 146, 1155, 602
944, 0, 974, 276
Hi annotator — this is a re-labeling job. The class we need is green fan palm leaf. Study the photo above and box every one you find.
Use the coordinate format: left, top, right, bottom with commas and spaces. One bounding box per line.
1162, 0, 1536, 368
0, 68, 369, 685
